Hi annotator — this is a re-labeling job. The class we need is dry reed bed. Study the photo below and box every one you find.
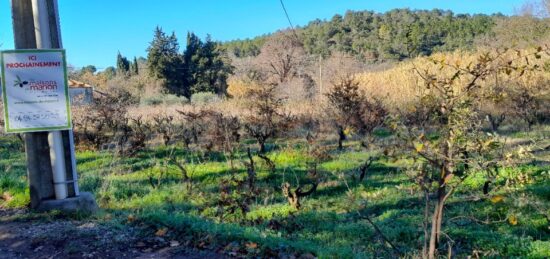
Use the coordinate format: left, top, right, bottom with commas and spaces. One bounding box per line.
125, 47, 549, 121
356, 48, 550, 110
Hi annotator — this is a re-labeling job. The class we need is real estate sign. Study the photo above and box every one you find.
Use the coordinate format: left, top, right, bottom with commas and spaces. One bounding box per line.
1, 49, 72, 133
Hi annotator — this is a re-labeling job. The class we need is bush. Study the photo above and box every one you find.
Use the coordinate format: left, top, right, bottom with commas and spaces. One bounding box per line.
140, 95, 163, 106
227, 77, 253, 99
140, 94, 188, 106
163, 94, 189, 105
190, 92, 221, 105
325, 75, 387, 149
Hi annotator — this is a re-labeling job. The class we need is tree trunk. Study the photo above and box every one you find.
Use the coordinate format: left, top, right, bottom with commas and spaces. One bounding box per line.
423, 190, 430, 258
258, 139, 266, 153
428, 186, 446, 259
428, 165, 453, 259
338, 129, 346, 150
486, 114, 505, 132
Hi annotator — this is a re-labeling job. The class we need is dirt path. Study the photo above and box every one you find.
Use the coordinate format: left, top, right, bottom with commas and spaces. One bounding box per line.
0, 209, 225, 259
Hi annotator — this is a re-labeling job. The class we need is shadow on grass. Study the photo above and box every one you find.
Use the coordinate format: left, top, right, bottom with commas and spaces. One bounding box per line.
99, 204, 381, 258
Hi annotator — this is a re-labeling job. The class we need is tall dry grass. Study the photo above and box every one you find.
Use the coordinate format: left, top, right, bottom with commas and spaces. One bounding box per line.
131, 47, 550, 122
356, 47, 550, 110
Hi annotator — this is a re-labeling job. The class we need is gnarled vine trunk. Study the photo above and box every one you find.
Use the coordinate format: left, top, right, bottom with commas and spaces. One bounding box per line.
427, 165, 454, 259
337, 128, 346, 150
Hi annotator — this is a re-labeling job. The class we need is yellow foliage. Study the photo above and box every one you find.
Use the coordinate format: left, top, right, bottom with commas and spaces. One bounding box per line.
155, 227, 168, 237
414, 142, 424, 153
227, 77, 259, 99
490, 195, 505, 203
508, 214, 518, 225
343, 127, 354, 137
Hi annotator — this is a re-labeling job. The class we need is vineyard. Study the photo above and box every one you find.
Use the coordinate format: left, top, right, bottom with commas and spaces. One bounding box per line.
1, 6, 550, 259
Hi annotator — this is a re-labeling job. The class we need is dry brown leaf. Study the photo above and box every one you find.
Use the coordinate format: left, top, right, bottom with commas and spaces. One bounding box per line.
245, 242, 258, 249
443, 174, 454, 184
2, 192, 13, 202
198, 241, 207, 248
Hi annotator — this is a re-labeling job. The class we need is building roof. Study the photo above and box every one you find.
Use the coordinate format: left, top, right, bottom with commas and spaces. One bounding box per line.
68, 79, 92, 88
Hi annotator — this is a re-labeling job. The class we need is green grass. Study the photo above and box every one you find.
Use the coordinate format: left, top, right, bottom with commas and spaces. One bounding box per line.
0, 137, 29, 208
1, 134, 549, 258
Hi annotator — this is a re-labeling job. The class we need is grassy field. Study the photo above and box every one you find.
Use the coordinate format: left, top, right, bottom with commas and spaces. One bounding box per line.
1, 127, 549, 258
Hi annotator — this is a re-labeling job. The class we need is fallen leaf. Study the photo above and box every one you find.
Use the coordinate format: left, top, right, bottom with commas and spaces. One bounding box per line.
245, 242, 258, 249
508, 215, 518, 225
490, 195, 504, 204
414, 142, 424, 153
127, 214, 136, 223
155, 228, 168, 237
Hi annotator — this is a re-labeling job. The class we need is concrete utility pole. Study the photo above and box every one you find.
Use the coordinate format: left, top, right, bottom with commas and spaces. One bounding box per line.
10, 0, 96, 213
12, 0, 55, 208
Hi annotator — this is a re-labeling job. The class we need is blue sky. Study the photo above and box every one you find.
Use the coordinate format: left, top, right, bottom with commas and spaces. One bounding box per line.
0, 0, 527, 69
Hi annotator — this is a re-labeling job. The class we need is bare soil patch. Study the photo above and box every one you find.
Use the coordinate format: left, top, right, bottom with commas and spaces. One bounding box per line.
0, 209, 225, 259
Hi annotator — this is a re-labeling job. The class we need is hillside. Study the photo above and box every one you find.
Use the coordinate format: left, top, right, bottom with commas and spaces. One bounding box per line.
223, 9, 500, 61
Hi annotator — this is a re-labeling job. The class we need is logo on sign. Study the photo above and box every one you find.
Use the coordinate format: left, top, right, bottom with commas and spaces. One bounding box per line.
13, 75, 57, 91
13, 75, 28, 88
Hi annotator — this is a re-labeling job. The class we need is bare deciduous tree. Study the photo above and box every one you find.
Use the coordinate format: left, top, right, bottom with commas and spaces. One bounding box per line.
255, 31, 306, 84
509, 80, 549, 130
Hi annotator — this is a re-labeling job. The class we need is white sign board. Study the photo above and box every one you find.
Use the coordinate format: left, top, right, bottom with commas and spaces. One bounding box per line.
1, 49, 72, 133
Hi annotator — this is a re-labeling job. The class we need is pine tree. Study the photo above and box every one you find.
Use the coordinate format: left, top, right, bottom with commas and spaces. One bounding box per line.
183, 32, 202, 91
116, 52, 130, 74
146, 27, 187, 96
146, 28, 233, 97
184, 33, 233, 95
130, 56, 139, 75
81, 65, 97, 75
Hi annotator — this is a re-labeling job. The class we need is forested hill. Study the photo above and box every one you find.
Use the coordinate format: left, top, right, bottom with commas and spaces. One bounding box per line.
223, 9, 502, 61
